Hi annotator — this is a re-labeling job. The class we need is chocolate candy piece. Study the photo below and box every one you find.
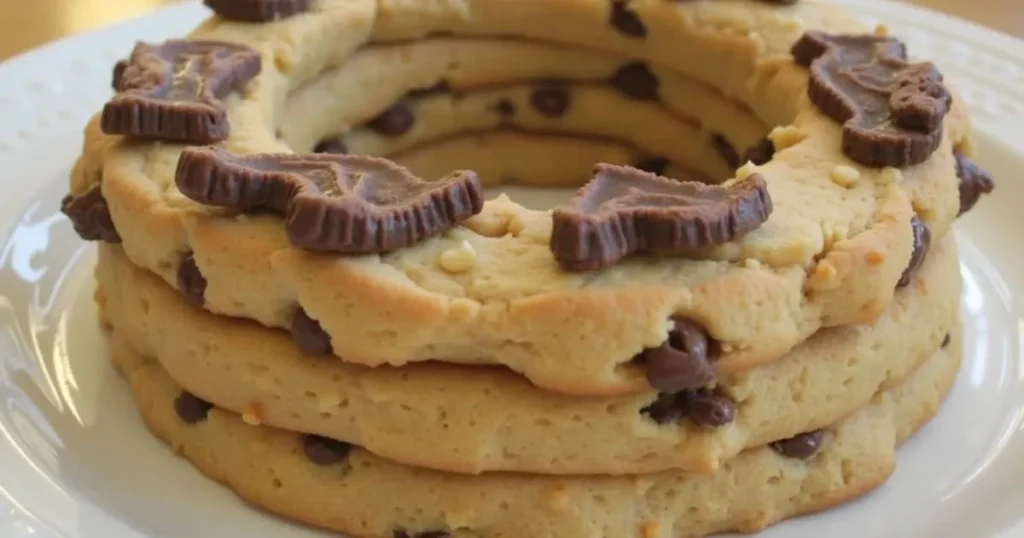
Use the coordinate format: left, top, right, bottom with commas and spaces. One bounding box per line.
291, 308, 332, 355
634, 156, 669, 176
204, 0, 312, 21
302, 434, 352, 465
102, 40, 261, 144
641, 318, 718, 393
743, 137, 776, 166
640, 393, 683, 424
394, 531, 453, 538
896, 216, 930, 288
550, 165, 773, 271
313, 138, 347, 155
174, 391, 214, 423
954, 153, 995, 216
711, 132, 741, 169
530, 84, 571, 117
610, 62, 659, 101
60, 185, 121, 243
493, 98, 516, 119
176, 147, 484, 254
792, 31, 951, 167
406, 80, 452, 99
177, 253, 207, 308
609, 0, 647, 38
367, 103, 416, 136
941, 332, 951, 348
771, 430, 826, 459
684, 391, 736, 427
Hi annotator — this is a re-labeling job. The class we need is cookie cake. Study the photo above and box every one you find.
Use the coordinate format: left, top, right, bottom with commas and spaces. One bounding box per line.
61, 0, 995, 536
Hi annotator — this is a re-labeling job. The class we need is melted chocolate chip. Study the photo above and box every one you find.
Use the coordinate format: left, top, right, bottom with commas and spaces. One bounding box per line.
204, 0, 312, 22
393, 531, 453, 538
493, 98, 516, 119
609, 0, 647, 38
684, 391, 736, 427
530, 84, 571, 117
954, 153, 995, 216
313, 138, 347, 154
174, 391, 213, 423
743, 137, 776, 166
302, 434, 352, 465
176, 253, 207, 308
610, 62, 659, 101
291, 308, 332, 355
640, 393, 683, 424
641, 318, 718, 393
896, 216, 930, 288
60, 184, 121, 243
711, 133, 741, 169
407, 80, 452, 99
771, 430, 826, 459
634, 156, 669, 176
941, 332, 951, 348
367, 103, 415, 136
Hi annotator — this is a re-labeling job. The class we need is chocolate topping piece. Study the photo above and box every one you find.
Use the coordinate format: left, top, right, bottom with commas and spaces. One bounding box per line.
176, 253, 207, 308
634, 156, 669, 176
174, 391, 214, 424
60, 185, 121, 243
368, 103, 416, 136
610, 62, 660, 101
609, 0, 647, 38
641, 318, 718, 393
291, 308, 332, 355
954, 153, 995, 216
771, 430, 826, 459
550, 165, 773, 271
394, 531, 453, 538
711, 133, 741, 169
175, 147, 484, 254
530, 84, 571, 117
792, 31, 951, 167
302, 434, 352, 465
314, 138, 347, 155
896, 216, 930, 288
941, 332, 951, 348
204, 0, 311, 21
743, 137, 776, 166
407, 80, 452, 99
493, 98, 516, 119
684, 391, 737, 427
640, 393, 684, 424
102, 40, 261, 144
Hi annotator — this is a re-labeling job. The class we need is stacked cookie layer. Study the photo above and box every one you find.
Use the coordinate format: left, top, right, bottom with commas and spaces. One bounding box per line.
65, 0, 993, 536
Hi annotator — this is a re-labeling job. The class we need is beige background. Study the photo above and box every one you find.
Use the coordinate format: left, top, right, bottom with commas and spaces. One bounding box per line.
0, 0, 1021, 60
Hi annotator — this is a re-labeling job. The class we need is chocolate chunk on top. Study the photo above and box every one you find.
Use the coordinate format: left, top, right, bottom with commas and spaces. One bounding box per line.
954, 153, 995, 216
175, 391, 214, 424
60, 184, 121, 243
771, 430, 826, 459
550, 165, 773, 271
175, 147, 484, 254
291, 308, 332, 355
792, 31, 951, 167
177, 253, 207, 308
896, 215, 930, 288
204, 0, 312, 22
641, 317, 718, 393
102, 40, 261, 144
302, 434, 352, 465
609, 0, 647, 38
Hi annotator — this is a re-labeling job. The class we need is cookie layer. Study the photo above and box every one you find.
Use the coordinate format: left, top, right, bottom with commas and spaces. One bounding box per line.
109, 325, 962, 538
96, 234, 959, 475
72, 0, 969, 395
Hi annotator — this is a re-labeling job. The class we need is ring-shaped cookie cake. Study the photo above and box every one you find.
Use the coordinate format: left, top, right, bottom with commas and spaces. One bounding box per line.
62, 0, 996, 536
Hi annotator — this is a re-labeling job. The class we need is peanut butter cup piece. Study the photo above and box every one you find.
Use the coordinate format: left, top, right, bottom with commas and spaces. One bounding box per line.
204, 0, 311, 21
792, 30, 951, 167
550, 165, 773, 271
291, 308, 332, 355
302, 434, 352, 465
60, 185, 121, 243
176, 253, 207, 308
771, 430, 826, 459
609, 0, 647, 38
641, 317, 718, 393
896, 216, 930, 288
102, 40, 261, 144
175, 147, 484, 254
954, 153, 995, 216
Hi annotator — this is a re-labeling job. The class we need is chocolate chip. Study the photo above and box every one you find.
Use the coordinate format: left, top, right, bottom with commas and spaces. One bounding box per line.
896, 216, 930, 288
176, 253, 207, 308
954, 153, 995, 216
175, 146, 484, 254
609, 0, 646, 38
792, 31, 951, 167
313, 138, 347, 154
393, 531, 452, 538
204, 0, 312, 22
530, 84, 571, 117
367, 103, 416, 136
493, 98, 516, 119
711, 133, 741, 169
291, 308, 332, 355
771, 430, 826, 459
60, 184, 121, 243
641, 318, 718, 393
684, 391, 736, 427
640, 393, 683, 424
407, 80, 452, 99
102, 40, 261, 144
610, 62, 659, 101
550, 164, 773, 271
742, 137, 776, 166
174, 391, 213, 423
941, 332, 951, 348
302, 434, 352, 465
634, 157, 669, 176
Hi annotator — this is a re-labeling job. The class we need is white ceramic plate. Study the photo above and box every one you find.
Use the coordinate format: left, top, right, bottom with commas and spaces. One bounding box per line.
1, 2, 1023, 537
